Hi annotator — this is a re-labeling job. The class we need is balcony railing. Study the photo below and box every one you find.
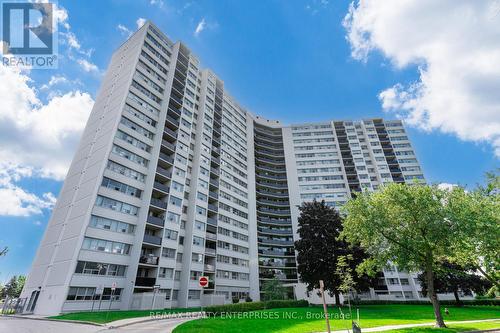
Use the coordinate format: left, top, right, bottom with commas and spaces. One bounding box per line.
207, 217, 217, 226
153, 181, 170, 193
147, 215, 164, 227
159, 152, 174, 164
143, 234, 162, 246
135, 276, 156, 287
205, 248, 216, 255
139, 255, 159, 265
204, 264, 215, 272
206, 232, 217, 241
150, 198, 167, 210
156, 166, 172, 178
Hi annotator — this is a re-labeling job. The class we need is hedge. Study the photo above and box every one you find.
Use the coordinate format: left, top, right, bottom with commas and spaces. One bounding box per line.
348, 299, 500, 306
205, 299, 309, 316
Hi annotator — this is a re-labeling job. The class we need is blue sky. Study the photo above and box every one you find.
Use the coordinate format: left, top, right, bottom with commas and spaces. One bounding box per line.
0, 0, 498, 282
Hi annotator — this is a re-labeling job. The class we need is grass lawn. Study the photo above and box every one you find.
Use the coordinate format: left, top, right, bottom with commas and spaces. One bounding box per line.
385, 320, 500, 332
173, 305, 500, 333
49, 306, 201, 324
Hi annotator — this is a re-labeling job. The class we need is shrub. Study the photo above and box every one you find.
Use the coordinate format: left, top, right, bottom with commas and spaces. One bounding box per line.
232, 297, 239, 304
245, 296, 253, 302
206, 299, 309, 316
349, 299, 499, 306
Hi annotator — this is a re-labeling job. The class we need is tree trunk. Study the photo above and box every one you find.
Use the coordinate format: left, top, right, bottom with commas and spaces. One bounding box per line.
334, 292, 341, 306
426, 263, 446, 328
453, 289, 463, 307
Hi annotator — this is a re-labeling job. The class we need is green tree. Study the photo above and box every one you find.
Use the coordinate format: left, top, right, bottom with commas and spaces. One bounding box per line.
261, 278, 287, 301
294, 200, 374, 305
418, 260, 492, 306
1, 275, 26, 299
342, 183, 473, 328
449, 171, 500, 287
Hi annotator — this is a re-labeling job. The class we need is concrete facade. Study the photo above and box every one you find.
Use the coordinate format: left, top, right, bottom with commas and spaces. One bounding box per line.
21, 22, 435, 315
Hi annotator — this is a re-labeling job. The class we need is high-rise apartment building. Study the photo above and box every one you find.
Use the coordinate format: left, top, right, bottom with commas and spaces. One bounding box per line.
21, 22, 426, 315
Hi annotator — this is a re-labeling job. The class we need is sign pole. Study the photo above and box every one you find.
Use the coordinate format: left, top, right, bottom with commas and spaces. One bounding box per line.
199, 276, 209, 317
152, 285, 160, 310
319, 280, 331, 333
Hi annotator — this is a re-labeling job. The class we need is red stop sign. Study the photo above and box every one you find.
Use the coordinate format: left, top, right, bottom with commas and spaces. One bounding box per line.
199, 276, 209, 287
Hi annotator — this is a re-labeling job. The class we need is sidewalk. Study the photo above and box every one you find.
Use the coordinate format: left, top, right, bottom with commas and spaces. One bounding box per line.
323, 318, 500, 333
2, 311, 205, 328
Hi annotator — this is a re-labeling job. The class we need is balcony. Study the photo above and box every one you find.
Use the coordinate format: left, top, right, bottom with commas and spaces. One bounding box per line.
258, 227, 293, 235
156, 166, 172, 179
166, 114, 180, 127
161, 140, 176, 152
206, 232, 217, 241
139, 255, 159, 265
208, 191, 218, 200
205, 248, 216, 256
258, 249, 295, 256
208, 204, 218, 213
135, 277, 156, 287
257, 207, 291, 216
143, 234, 162, 246
204, 264, 215, 272
258, 217, 292, 225
159, 152, 174, 165
150, 198, 167, 210
164, 127, 177, 139
207, 217, 217, 226
147, 215, 164, 227
153, 181, 170, 193
258, 238, 294, 246
209, 179, 219, 187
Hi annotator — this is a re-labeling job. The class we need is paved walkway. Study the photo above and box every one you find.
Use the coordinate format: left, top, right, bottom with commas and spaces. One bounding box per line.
0, 314, 198, 333
323, 318, 500, 333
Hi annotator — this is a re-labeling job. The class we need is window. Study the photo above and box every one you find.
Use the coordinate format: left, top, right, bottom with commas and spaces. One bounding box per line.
101, 177, 142, 197
82, 237, 131, 255
111, 145, 148, 167
169, 196, 182, 207
193, 236, 204, 247
95, 196, 139, 216
194, 220, 205, 231
174, 167, 186, 178
196, 206, 206, 216
162, 247, 176, 259
89, 215, 135, 234
197, 192, 207, 202
171, 181, 184, 192
74, 261, 126, 276
192, 253, 203, 263
164, 229, 178, 241
159, 267, 173, 279
190, 270, 202, 281
107, 160, 145, 182
188, 290, 200, 300
166, 212, 180, 224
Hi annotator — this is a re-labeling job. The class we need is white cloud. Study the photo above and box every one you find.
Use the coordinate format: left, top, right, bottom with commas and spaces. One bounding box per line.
77, 58, 100, 74
0, 164, 56, 217
117, 24, 132, 37
150, 0, 164, 9
0, 64, 94, 180
194, 18, 206, 37
136, 18, 147, 29
343, 0, 500, 157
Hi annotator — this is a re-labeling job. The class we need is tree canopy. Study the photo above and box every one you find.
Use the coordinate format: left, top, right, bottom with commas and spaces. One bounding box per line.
294, 200, 374, 305
341, 183, 479, 327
